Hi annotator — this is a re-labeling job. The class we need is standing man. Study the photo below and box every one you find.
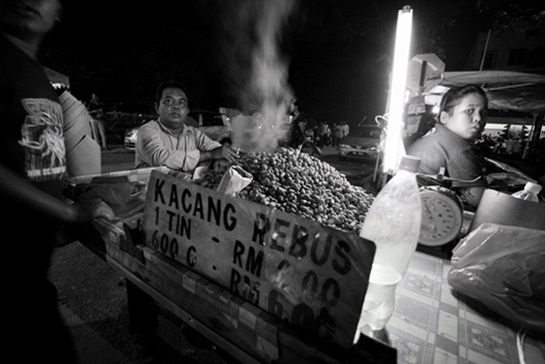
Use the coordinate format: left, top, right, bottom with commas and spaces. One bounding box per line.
286, 97, 307, 150
88, 92, 104, 112
315, 120, 330, 148
0, 1, 115, 362
334, 122, 344, 148
135, 79, 239, 172
341, 121, 350, 139
92, 108, 108, 150
88, 93, 108, 149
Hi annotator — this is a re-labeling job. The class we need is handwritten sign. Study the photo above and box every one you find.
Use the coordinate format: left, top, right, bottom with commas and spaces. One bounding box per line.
142, 170, 375, 348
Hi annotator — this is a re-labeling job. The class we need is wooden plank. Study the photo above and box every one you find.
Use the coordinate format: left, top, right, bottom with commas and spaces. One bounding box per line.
102, 247, 263, 364
77, 233, 394, 364
68, 168, 395, 362
80, 231, 280, 363
142, 170, 376, 348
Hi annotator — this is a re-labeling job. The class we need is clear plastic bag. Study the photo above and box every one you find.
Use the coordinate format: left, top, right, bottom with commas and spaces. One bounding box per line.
217, 165, 253, 196
448, 223, 545, 332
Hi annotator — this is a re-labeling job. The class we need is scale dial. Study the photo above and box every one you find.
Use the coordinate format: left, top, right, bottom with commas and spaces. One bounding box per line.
419, 187, 464, 246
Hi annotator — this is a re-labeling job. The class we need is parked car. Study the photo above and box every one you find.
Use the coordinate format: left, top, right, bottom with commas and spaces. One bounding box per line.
192, 109, 232, 146
338, 125, 380, 160
124, 108, 236, 151
124, 125, 140, 151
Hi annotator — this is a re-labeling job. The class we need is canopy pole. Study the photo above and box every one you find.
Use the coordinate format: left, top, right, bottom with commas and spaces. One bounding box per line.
524, 113, 544, 160
479, 30, 492, 71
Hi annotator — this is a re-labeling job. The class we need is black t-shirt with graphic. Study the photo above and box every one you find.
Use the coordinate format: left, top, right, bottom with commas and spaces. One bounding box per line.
0, 34, 66, 290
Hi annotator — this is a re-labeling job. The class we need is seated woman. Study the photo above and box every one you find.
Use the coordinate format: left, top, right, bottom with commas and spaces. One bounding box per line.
407, 85, 488, 208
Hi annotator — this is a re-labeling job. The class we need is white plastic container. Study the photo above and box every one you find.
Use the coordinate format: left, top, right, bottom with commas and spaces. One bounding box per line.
356, 264, 401, 339
511, 182, 542, 202
360, 155, 422, 277
357, 155, 422, 336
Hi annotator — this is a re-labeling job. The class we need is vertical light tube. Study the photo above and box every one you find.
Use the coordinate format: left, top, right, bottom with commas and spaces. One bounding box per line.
383, 6, 413, 174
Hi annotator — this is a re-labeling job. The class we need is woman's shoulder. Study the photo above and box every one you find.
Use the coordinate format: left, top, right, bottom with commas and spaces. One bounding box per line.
435, 125, 473, 150
407, 126, 438, 147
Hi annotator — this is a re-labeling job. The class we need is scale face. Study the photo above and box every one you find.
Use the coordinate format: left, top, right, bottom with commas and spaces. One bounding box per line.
419, 187, 464, 246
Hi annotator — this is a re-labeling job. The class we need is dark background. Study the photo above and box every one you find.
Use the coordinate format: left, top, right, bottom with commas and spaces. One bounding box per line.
39, 0, 540, 127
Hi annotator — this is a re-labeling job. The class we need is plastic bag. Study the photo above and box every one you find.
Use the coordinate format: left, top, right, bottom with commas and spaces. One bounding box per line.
217, 165, 253, 196
448, 223, 545, 332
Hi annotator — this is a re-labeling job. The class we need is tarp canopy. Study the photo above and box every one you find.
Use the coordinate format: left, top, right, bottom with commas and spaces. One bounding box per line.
44, 66, 70, 88
425, 70, 545, 113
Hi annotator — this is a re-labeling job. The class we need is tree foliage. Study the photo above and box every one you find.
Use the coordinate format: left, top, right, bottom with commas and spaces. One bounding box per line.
473, 0, 545, 31
284, 0, 545, 60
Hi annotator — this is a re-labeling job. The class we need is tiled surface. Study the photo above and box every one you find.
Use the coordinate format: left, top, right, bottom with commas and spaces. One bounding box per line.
386, 252, 545, 364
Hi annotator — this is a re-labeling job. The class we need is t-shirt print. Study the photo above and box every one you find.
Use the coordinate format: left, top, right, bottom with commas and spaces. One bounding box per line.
18, 98, 66, 182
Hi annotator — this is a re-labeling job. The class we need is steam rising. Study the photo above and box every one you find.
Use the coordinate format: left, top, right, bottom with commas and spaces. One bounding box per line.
216, 0, 297, 152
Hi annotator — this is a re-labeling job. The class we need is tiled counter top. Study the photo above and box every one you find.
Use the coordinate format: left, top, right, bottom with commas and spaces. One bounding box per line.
386, 252, 544, 364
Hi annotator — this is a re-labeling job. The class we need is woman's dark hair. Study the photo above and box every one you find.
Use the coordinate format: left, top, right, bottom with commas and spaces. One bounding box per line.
155, 80, 190, 105
439, 85, 488, 115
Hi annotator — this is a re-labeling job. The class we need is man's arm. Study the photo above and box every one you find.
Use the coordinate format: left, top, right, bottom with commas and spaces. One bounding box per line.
0, 164, 114, 224
137, 124, 202, 171
194, 128, 239, 164
199, 146, 239, 164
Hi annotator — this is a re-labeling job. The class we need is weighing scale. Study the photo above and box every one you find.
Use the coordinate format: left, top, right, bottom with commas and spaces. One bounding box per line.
417, 185, 465, 259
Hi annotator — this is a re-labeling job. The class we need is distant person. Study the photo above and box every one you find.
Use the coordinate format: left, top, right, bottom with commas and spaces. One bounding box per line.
284, 98, 321, 155
315, 120, 329, 148
135, 80, 239, 172
325, 122, 333, 146
304, 118, 322, 156
91, 108, 108, 149
407, 85, 488, 208
341, 121, 350, 139
331, 122, 338, 147
286, 98, 307, 150
334, 122, 344, 148
88, 93, 108, 149
0, 0, 115, 363
88, 92, 104, 113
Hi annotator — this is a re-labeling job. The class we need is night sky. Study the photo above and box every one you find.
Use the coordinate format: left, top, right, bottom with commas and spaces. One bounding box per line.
40, 0, 485, 127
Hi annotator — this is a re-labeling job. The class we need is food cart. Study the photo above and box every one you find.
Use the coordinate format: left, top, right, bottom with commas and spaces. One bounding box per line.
67, 159, 545, 363
65, 66, 545, 362
66, 16, 545, 363
67, 159, 397, 364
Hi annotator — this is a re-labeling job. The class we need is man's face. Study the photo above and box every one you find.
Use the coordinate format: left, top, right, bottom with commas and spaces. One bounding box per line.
0, 0, 61, 40
441, 93, 487, 141
156, 87, 190, 132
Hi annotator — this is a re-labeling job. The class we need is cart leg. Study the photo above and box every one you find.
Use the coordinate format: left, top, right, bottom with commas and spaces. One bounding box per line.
126, 279, 158, 336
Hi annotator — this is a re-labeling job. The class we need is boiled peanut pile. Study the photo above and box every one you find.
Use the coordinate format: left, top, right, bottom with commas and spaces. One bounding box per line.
194, 148, 375, 234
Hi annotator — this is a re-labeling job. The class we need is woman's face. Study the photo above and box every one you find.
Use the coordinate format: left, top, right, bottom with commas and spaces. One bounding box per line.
440, 93, 487, 141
